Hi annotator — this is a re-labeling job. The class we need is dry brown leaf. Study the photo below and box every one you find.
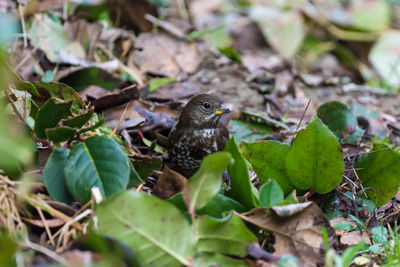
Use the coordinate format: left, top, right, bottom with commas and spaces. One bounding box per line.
133, 33, 202, 77
340, 231, 371, 246
237, 202, 338, 266
147, 80, 203, 102
153, 166, 187, 200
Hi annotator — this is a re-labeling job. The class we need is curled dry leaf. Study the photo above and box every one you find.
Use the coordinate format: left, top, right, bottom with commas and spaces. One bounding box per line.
153, 166, 188, 200
236, 202, 338, 266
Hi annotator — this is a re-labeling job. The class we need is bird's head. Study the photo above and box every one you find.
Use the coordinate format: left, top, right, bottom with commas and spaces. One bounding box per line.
179, 94, 231, 128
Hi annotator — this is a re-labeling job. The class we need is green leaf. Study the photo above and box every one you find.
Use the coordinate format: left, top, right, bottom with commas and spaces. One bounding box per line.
198, 194, 246, 218
225, 138, 257, 209
76, 232, 143, 267
250, 6, 304, 59
241, 141, 294, 195
43, 147, 73, 203
65, 136, 130, 203
62, 108, 94, 128
0, 232, 17, 267
34, 99, 72, 139
317, 101, 364, 145
355, 143, 400, 206
209, 29, 241, 62
196, 212, 256, 257
194, 253, 249, 267
149, 77, 176, 92
45, 126, 76, 143
341, 242, 366, 267
130, 157, 162, 184
0, 50, 33, 178
32, 81, 85, 109
371, 226, 388, 243
229, 120, 273, 143
332, 222, 355, 231
98, 191, 195, 266
286, 116, 344, 194
168, 192, 245, 220
183, 152, 231, 214
259, 179, 284, 208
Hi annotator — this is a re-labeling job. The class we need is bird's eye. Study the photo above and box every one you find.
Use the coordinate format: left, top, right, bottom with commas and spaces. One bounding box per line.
202, 102, 211, 109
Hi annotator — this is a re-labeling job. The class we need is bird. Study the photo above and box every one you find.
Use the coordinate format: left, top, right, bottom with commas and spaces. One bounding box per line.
167, 94, 231, 178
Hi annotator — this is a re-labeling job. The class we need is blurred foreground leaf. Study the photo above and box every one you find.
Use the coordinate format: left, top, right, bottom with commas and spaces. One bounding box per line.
183, 152, 231, 214
369, 30, 400, 91
250, 6, 304, 59
98, 191, 195, 266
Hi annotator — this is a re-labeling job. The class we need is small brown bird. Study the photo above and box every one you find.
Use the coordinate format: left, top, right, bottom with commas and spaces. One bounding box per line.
168, 94, 231, 178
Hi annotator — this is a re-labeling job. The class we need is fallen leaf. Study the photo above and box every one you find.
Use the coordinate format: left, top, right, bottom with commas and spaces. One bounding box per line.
237, 202, 338, 266
133, 33, 203, 77
153, 166, 187, 200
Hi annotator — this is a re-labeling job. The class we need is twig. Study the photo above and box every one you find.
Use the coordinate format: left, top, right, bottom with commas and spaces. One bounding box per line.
144, 13, 186, 39
35, 206, 55, 246
290, 99, 311, 144
25, 240, 67, 265
97, 43, 144, 86
109, 102, 130, 139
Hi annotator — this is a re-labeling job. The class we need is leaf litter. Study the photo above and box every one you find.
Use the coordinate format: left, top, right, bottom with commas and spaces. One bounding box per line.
2, 0, 400, 266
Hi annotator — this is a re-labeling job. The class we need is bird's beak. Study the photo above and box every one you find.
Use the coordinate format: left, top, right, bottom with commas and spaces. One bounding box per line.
215, 104, 231, 115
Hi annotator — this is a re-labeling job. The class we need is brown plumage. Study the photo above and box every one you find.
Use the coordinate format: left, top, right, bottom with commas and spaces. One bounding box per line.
168, 94, 231, 178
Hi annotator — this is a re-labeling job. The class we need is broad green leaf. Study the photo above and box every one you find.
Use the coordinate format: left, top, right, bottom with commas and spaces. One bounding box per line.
196, 212, 256, 257
45, 126, 76, 143
198, 194, 246, 218
65, 136, 130, 203
0, 51, 33, 177
369, 30, 400, 90
34, 99, 72, 139
241, 141, 294, 195
332, 222, 354, 231
59, 67, 122, 92
229, 120, 273, 143
259, 179, 284, 208
168, 192, 245, 220
183, 152, 231, 214
225, 138, 257, 209
317, 101, 364, 145
32, 81, 85, 109
43, 147, 73, 203
194, 253, 249, 267
62, 108, 94, 128
98, 191, 195, 266
76, 232, 143, 267
355, 143, 400, 206
286, 116, 344, 194
250, 6, 304, 59
0, 232, 17, 267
